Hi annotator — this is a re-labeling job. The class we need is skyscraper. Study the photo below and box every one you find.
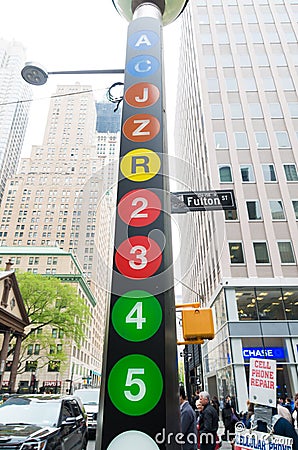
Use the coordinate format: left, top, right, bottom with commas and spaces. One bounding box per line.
0, 39, 32, 202
175, 0, 298, 410
0, 83, 119, 387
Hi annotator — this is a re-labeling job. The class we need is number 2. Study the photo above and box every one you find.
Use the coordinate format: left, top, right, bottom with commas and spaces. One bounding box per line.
131, 197, 148, 219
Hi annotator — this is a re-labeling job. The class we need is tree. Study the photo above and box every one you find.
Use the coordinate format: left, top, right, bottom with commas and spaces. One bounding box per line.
12, 271, 91, 372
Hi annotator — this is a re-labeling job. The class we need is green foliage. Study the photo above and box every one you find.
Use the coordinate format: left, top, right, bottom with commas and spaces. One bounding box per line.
14, 271, 91, 371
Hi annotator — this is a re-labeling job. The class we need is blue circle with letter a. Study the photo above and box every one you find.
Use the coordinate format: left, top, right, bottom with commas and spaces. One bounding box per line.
127, 55, 159, 78
128, 30, 159, 50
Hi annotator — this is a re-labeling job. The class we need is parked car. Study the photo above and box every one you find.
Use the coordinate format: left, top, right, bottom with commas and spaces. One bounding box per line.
73, 388, 100, 437
0, 394, 88, 449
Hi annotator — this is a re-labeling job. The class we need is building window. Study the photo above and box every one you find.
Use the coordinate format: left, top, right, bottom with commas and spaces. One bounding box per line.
269, 103, 283, 118
211, 104, 224, 119
249, 102, 263, 117
27, 344, 33, 355
240, 165, 255, 182
234, 132, 249, 149
34, 344, 40, 355
284, 164, 298, 181
219, 165, 233, 182
255, 131, 270, 149
25, 361, 37, 372
225, 209, 238, 221
253, 242, 270, 264
262, 164, 277, 182
230, 103, 243, 118
269, 200, 285, 220
288, 102, 298, 118
52, 328, 58, 338
246, 201, 262, 220
277, 241, 295, 264
229, 242, 245, 264
292, 200, 298, 219
48, 361, 60, 372
275, 131, 291, 148
214, 132, 228, 149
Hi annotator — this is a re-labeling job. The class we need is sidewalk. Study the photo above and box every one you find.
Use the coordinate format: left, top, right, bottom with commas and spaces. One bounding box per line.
218, 421, 232, 450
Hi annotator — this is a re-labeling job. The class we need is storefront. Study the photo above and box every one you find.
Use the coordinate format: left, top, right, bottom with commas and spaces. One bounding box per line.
202, 283, 298, 413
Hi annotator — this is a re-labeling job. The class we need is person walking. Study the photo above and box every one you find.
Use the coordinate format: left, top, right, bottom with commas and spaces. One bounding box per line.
198, 391, 219, 450
222, 396, 238, 443
180, 385, 197, 450
292, 393, 298, 434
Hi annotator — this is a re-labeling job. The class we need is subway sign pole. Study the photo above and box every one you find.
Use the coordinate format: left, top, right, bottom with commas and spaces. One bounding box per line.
97, 1, 188, 450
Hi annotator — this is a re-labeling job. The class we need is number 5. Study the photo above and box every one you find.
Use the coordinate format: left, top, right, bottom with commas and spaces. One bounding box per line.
124, 368, 146, 402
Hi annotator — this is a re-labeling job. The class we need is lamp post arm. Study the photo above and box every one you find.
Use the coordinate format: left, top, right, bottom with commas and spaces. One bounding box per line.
47, 69, 124, 75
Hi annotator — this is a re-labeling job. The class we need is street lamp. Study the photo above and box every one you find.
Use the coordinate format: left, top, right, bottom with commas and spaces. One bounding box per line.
21, 62, 124, 86
112, 0, 188, 25
97, 1, 189, 450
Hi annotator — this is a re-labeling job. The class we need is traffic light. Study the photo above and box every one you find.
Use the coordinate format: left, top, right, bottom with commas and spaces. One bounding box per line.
176, 303, 215, 345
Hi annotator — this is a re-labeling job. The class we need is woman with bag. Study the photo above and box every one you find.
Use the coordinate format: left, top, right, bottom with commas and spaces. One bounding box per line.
222, 396, 238, 443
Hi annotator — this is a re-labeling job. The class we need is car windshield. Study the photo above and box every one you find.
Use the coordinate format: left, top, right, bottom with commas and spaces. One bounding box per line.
0, 398, 60, 427
74, 390, 100, 405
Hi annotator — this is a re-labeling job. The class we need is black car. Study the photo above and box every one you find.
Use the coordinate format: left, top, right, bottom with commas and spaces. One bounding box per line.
0, 394, 88, 449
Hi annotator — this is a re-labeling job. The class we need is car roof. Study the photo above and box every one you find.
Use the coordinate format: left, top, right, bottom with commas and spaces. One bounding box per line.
7, 394, 78, 403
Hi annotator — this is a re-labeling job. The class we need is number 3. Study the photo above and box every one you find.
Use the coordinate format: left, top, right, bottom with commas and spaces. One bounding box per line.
124, 368, 146, 401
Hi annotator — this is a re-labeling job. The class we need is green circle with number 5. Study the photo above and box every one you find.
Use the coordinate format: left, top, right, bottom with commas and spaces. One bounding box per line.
108, 354, 163, 415
112, 290, 162, 342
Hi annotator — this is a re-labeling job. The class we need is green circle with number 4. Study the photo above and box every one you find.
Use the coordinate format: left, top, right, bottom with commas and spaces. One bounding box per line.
108, 354, 163, 415
112, 290, 162, 342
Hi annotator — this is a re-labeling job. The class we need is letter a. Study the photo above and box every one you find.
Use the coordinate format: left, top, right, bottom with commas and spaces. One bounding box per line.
135, 34, 152, 47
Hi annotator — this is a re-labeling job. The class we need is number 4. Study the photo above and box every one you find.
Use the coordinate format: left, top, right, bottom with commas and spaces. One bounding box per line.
126, 302, 146, 329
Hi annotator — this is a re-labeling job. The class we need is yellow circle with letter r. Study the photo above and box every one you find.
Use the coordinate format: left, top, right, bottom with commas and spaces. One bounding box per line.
120, 148, 161, 182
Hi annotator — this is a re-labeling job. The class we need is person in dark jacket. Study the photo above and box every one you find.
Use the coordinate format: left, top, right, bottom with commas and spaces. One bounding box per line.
198, 391, 219, 450
222, 396, 237, 442
180, 386, 197, 450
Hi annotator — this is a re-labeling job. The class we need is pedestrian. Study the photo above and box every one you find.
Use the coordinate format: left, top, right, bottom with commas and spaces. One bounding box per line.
222, 396, 238, 443
198, 391, 219, 450
292, 393, 298, 434
180, 385, 197, 450
196, 399, 221, 450
211, 396, 220, 416
284, 397, 293, 414
277, 402, 292, 423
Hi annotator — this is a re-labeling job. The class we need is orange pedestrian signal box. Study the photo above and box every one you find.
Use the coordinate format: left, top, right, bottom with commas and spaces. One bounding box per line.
176, 303, 215, 344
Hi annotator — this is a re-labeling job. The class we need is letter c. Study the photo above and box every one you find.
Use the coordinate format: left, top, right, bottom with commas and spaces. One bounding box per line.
135, 59, 152, 73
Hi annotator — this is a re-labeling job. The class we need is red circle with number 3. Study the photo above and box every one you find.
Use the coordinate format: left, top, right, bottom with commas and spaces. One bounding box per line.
118, 189, 161, 227
115, 236, 162, 279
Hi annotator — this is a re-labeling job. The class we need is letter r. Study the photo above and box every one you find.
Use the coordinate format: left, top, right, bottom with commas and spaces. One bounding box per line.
131, 155, 150, 173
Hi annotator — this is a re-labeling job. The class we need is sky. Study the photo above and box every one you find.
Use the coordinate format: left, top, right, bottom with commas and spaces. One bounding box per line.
0, 0, 182, 156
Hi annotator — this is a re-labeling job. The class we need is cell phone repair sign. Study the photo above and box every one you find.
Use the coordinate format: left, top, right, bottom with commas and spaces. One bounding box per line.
249, 358, 276, 407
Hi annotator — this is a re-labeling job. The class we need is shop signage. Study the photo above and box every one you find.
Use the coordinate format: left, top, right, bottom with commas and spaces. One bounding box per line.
242, 347, 285, 360
43, 380, 62, 387
249, 358, 276, 407
234, 430, 292, 450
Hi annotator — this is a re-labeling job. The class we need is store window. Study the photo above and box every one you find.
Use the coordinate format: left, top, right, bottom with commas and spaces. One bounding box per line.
253, 242, 270, 263
236, 288, 258, 320
283, 290, 298, 320
229, 242, 245, 263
